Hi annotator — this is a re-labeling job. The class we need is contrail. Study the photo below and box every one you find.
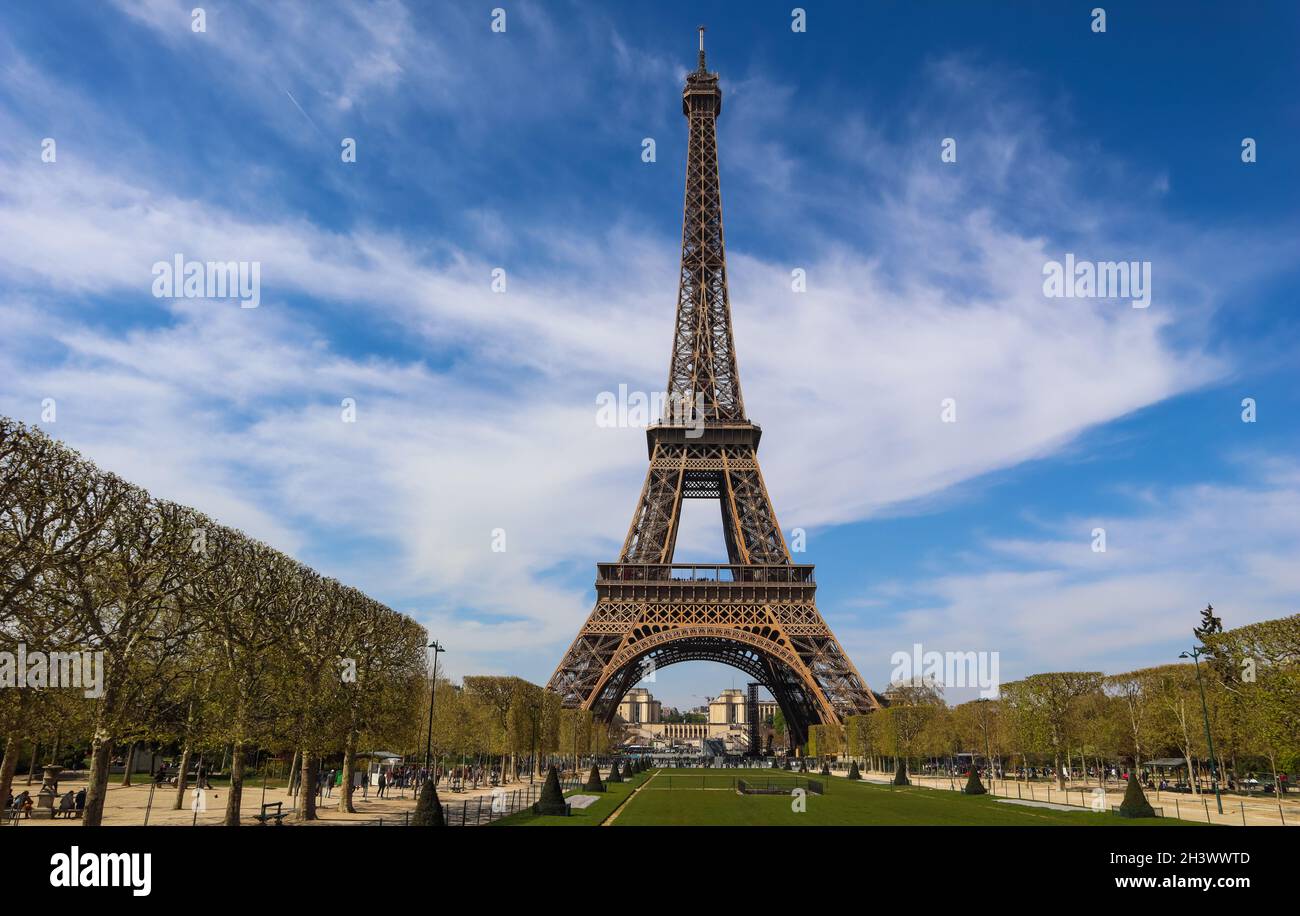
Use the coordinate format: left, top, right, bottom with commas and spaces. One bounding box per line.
283, 88, 326, 139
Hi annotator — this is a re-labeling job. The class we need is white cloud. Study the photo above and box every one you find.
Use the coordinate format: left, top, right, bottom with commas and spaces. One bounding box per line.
841, 466, 1300, 700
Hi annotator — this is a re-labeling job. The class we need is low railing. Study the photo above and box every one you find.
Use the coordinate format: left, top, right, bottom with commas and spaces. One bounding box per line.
362, 777, 585, 826
597, 563, 814, 584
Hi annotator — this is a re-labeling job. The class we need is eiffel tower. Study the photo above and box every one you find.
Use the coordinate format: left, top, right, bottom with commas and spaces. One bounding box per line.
547, 30, 881, 748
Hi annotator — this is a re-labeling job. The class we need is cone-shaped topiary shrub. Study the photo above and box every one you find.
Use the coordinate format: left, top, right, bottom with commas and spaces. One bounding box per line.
847, 761, 862, 780
820, 761, 831, 778
782, 759, 792, 770
798, 759, 808, 773
1118, 772, 1156, 818
533, 765, 569, 816
892, 758, 910, 786
608, 759, 624, 783
584, 763, 606, 792
412, 778, 445, 826
964, 766, 987, 795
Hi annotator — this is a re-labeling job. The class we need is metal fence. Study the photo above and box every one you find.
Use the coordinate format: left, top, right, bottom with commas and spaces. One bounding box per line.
362, 776, 584, 826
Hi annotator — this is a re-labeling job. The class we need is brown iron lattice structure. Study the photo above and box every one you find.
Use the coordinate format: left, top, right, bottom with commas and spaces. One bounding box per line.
547, 31, 881, 748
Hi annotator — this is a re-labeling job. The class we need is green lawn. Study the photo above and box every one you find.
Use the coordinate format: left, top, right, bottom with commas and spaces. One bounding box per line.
490, 769, 651, 826
605, 769, 1203, 827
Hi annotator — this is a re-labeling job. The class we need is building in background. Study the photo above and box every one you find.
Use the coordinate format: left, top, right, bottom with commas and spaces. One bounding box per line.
618, 687, 779, 752
617, 687, 662, 725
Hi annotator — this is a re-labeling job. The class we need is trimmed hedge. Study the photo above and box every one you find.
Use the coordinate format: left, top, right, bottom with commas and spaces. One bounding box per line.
1118, 773, 1157, 818
412, 778, 445, 826
533, 765, 569, 816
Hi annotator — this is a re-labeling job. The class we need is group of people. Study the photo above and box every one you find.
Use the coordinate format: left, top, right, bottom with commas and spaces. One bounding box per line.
152, 762, 212, 789
313, 764, 430, 800
4, 786, 86, 819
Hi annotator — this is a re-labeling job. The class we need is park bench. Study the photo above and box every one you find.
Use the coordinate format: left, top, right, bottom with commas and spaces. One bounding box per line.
253, 801, 289, 826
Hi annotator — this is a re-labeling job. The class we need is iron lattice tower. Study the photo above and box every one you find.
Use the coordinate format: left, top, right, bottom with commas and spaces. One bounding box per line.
547, 31, 880, 748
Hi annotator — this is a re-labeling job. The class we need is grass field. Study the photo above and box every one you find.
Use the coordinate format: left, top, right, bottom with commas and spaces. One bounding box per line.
490, 769, 652, 826
494, 767, 1200, 826
612, 769, 1201, 826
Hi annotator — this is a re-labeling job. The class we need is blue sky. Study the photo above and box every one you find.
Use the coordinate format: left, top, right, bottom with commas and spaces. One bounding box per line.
1, 1, 1297, 709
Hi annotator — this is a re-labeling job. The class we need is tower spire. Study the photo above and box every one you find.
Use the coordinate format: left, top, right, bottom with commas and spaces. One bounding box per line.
669, 29, 740, 424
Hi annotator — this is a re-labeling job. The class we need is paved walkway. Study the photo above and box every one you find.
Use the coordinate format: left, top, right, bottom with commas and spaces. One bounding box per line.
852, 769, 1299, 826
2, 771, 553, 827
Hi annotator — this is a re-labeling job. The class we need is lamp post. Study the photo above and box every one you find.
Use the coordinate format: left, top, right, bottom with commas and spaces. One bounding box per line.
529, 704, 540, 785
1180, 647, 1223, 815
423, 640, 445, 776
977, 698, 994, 791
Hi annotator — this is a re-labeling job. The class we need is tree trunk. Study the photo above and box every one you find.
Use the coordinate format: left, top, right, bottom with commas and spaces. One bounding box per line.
173, 743, 192, 810
82, 735, 114, 827
26, 742, 38, 784
1183, 749, 1198, 796
287, 749, 300, 798
224, 739, 246, 826
300, 753, 318, 820
1054, 750, 1066, 790
0, 737, 20, 815
120, 742, 137, 786
339, 730, 358, 814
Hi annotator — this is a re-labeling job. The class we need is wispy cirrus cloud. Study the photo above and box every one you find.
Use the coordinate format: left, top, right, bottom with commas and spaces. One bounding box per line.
842, 461, 1300, 699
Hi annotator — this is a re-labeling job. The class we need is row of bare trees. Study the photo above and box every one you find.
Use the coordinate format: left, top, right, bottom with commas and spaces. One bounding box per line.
0, 417, 429, 825
812, 612, 1298, 798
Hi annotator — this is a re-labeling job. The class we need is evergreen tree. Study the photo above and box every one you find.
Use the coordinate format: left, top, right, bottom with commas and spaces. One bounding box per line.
1193, 604, 1223, 641
583, 762, 605, 792
847, 760, 862, 780
892, 757, 910, 786
963, 765, 986, 795
412, 778, 445, 826
533, 765, 568, 816
1118, 771, 1156, 818
608, 759, 624, 783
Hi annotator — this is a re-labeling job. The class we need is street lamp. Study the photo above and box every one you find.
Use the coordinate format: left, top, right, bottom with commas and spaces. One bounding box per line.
1179, 647, 1224, 815
423, 640, 445, 775
977, 698, 994, 790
